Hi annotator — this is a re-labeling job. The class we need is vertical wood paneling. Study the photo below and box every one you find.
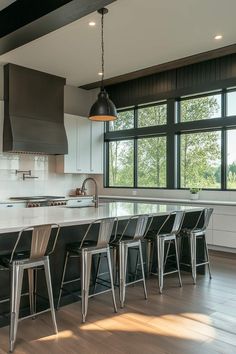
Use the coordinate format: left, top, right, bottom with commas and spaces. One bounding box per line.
107, 54, 236, 108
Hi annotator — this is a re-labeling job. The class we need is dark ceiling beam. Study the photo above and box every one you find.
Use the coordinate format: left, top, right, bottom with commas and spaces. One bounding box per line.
81, 43, 236, 90
0, 0, 116, 55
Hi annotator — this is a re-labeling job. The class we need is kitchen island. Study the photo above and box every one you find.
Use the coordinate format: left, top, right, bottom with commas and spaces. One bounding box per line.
0, 201, 202, 327
0, 201, 200, 234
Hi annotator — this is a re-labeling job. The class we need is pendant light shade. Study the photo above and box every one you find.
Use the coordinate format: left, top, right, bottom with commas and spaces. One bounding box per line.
88, 8, 117, 122
89, 89, 117, 121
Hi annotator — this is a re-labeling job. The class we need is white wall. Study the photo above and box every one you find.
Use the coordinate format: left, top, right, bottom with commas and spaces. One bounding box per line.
64, 85, 98, 117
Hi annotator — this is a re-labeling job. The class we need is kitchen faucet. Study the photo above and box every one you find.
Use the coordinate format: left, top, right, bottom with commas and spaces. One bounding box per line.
81, 177, 99, 208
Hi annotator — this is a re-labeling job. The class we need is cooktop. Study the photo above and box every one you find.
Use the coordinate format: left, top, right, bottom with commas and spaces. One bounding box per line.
10, 196, 65, 200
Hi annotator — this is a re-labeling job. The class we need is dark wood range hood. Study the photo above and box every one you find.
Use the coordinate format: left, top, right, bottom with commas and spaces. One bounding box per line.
3, 63, 68, 154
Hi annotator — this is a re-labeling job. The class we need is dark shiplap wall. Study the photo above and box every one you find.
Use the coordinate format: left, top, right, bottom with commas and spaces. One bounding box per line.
106, 54, 236, 108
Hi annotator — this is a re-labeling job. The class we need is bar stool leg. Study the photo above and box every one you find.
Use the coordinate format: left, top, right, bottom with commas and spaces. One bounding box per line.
190, 233, 197, 285
28, 268, 35, 317
119, 242, 128, 308
57, 251, 69, 310
44, 257, 58, 334
163, 241, 171, 269
174, 238, 182, 288
157, 237, 165, 294
139, 241, 147, 300
9, 264, 24, 353
203, 235, 212, 279
93, 253, 102, 294
111, 247, 117, 284
81, 250, 92, 323
34, 268, 38, 315
107, 248, 117, 313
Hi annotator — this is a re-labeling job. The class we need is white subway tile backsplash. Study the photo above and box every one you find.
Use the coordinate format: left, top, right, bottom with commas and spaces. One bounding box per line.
0, 153, 93, 199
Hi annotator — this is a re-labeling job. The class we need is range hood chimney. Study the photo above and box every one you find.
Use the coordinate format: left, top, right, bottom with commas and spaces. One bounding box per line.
3, 64, 68, 154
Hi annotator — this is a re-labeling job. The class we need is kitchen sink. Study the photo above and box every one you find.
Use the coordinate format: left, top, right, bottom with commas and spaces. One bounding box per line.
65, 203, 106, 208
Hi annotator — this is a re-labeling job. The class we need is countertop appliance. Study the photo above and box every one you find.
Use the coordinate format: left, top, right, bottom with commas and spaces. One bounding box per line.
10, 196, 68, 207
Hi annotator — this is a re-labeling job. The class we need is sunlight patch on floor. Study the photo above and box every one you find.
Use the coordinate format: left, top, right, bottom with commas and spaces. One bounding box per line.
36, 330, 75, 342
81, 312, 215, 341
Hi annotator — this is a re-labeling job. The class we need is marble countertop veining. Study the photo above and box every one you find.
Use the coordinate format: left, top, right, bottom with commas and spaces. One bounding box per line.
0, 201, 199, 234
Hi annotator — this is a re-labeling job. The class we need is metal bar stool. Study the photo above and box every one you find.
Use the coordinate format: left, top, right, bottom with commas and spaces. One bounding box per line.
180, 208, 213, 284
110, 215, 150, 308
146, 211, 184, 294
57, 217, 118, 323
0, 223, 60, 352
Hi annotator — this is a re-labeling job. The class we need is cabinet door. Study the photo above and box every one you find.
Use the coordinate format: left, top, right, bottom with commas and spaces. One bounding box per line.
76, 116, 91, 173
63, 114, 78, 173
90, 121, 104, 174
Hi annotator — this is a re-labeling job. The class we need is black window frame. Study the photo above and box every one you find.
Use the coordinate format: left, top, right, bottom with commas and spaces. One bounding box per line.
104, 88, 236, 191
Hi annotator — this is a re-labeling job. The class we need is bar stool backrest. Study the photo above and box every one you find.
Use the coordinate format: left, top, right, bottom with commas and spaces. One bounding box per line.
97, 218, 118, 247
133, 215, 149, 240
155, 211, 185, 237
10, 224, 60, 263
199, 208, 213, 231
80, 217, 118, 249
119, 214, 150, 242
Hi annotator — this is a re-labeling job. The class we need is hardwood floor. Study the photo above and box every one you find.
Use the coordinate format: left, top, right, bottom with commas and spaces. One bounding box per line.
0, 252, 236, 354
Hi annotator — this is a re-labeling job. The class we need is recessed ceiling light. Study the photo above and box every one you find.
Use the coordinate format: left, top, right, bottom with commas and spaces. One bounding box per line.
98, 72, 103, 76
214, 35, 223, 40
89, 21, 96, 26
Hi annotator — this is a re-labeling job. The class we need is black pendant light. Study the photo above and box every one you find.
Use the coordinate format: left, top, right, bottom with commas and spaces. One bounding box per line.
89, 8, 117, 122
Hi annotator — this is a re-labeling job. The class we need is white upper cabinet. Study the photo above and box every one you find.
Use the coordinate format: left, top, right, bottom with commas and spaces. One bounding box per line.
56, 114, 104, 174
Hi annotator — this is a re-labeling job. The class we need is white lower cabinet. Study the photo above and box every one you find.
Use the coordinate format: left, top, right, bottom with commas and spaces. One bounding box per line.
56, 114, 104, 174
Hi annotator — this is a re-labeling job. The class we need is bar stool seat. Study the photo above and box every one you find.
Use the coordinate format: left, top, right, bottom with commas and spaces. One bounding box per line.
0, 251, 31, 266
66, 240, 97, 254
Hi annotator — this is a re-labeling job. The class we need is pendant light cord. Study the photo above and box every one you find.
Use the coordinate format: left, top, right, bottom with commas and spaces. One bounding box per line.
101, 10, 105, 89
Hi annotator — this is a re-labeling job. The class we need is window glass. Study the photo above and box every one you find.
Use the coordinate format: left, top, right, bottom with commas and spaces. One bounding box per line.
138, 137, 166, 187
180, 94, 221, 122
109, 110, 134, 131
109, 140, 134, 187
180, 131, 221, 189
226, 91, 236, 116
227, 130, 236, 189
138, 104, 167, 127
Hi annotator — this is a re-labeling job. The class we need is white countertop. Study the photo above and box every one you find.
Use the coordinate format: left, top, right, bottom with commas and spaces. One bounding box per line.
100, 195, 236, 207
0, 201, 199, 234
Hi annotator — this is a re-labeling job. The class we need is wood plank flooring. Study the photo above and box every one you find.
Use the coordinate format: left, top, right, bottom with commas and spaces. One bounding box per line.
0, 252, 236, 354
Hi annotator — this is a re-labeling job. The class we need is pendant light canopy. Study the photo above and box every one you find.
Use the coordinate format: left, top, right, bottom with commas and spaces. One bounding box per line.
89, 8, 117, 122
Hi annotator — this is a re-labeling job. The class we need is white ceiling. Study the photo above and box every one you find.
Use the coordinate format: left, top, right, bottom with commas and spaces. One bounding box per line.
0, 0, 16, 11
0, 0, 236, 87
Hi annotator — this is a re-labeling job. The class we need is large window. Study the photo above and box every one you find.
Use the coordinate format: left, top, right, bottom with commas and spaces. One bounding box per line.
138, 103, 167, 127
180, 131, 221, 189
105, 89, 236, 190
180, 94, 221, 122
109, 140, 134, 187
138, 137, 166, 188
109, 109, 134, 131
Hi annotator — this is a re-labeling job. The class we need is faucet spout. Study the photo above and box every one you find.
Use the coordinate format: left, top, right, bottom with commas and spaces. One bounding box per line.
81, 177, 99, 208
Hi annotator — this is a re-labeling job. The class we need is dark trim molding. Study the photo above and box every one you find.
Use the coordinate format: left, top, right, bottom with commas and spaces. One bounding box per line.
81, 43, 236, 90
0, 0, 116, 55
